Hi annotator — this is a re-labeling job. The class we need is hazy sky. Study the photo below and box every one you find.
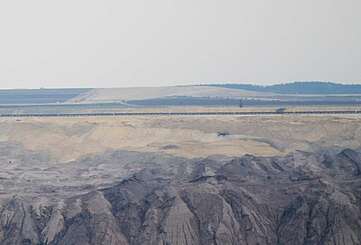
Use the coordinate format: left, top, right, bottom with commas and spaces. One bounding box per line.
0, 0, 360, 88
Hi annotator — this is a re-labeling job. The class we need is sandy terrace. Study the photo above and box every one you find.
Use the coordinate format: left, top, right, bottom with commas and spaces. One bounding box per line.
0, 113, 360, 162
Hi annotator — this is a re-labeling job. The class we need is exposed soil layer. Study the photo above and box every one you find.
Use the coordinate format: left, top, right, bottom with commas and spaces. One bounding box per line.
0, 148, 361, 245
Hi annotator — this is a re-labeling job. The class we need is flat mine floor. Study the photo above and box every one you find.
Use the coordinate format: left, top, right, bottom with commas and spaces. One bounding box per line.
1, 113, 360, 160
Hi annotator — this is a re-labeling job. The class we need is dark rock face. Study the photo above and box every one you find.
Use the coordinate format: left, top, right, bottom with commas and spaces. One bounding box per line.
1, 149, 361, 245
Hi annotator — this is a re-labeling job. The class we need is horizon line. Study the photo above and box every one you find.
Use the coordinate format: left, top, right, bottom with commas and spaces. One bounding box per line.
0, 81, 360, 90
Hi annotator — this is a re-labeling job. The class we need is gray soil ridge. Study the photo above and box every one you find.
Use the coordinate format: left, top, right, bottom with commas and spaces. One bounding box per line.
0, 148, 361, 244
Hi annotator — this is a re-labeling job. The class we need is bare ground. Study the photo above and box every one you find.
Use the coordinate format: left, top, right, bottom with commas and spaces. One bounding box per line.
1, 113, 361, 244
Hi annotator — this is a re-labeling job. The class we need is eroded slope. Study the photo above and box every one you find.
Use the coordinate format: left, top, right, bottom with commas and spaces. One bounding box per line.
0, 149, 361, 245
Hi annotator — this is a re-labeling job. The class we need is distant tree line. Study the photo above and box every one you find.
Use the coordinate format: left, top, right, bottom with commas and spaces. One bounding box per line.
207, 81, 361, 94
